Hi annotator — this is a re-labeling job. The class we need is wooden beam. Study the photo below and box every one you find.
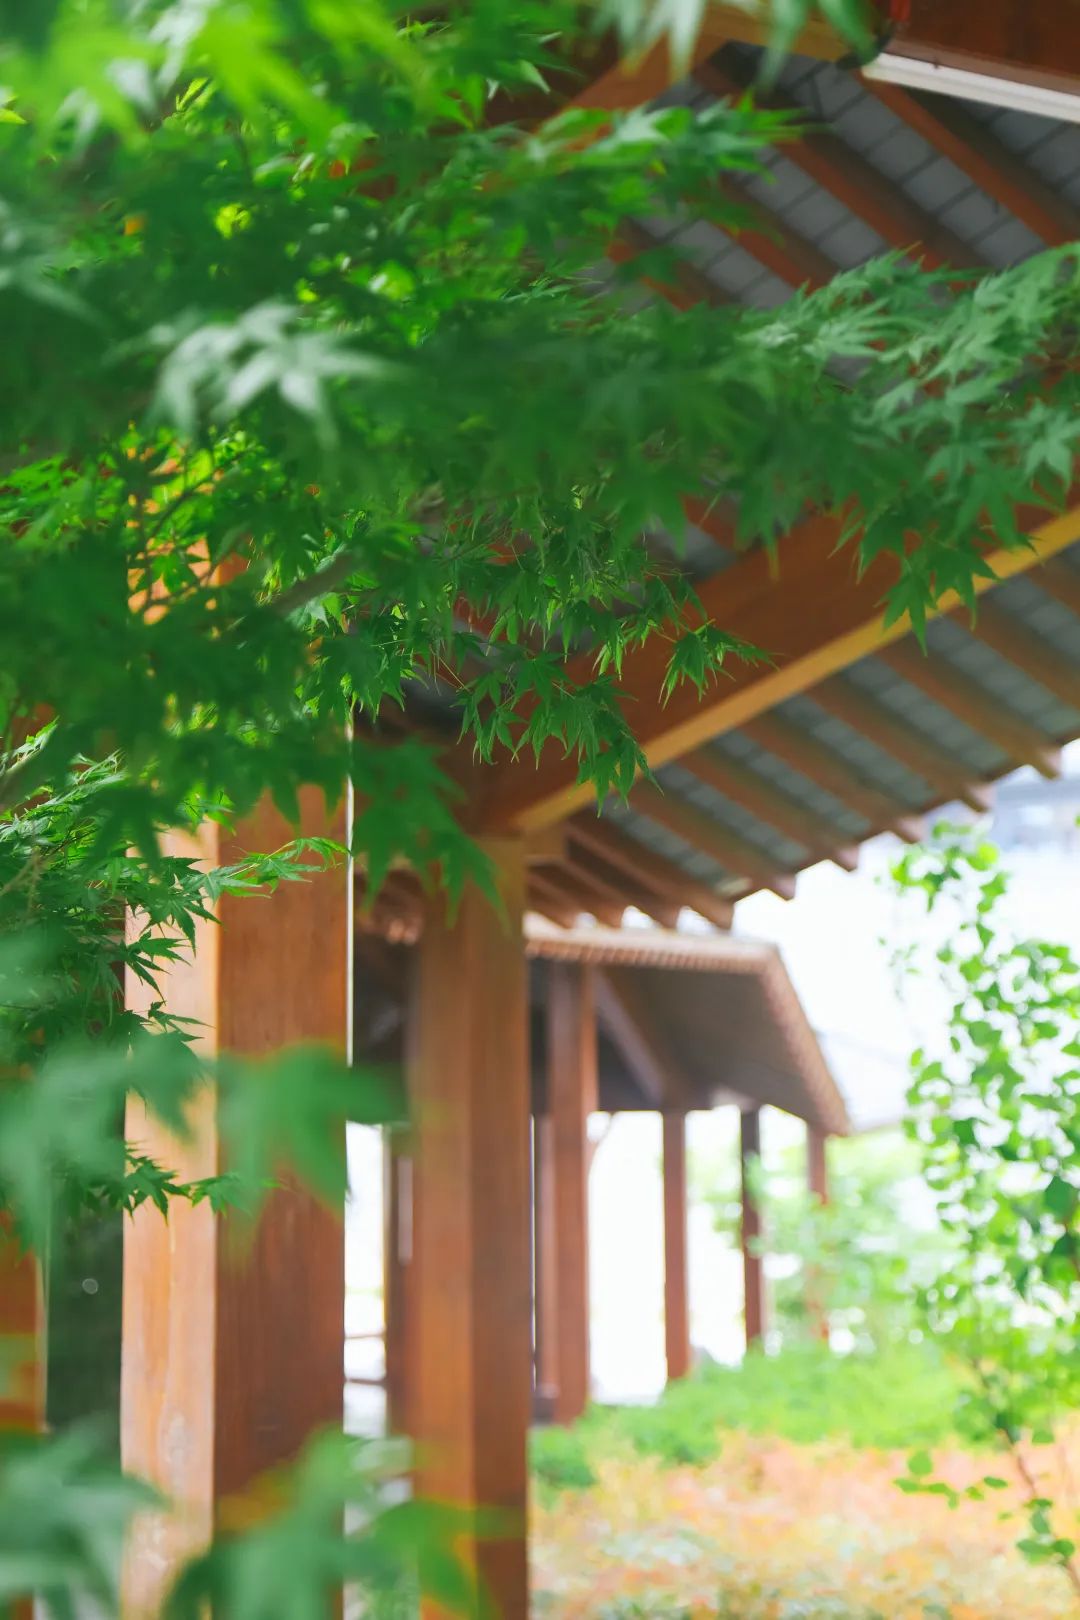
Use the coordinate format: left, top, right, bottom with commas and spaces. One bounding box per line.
0, 1221, 43, 1436
409, 840, 531, 1620
1034, 557, 1080, 619
662, 1112, 692, 1383
713, 174, 839, 291
478, 503, 1080, 833
594, 967, 695, 1110
547, 965, 597, 1425
0, 1221, 43, 1620
964, 597, 1080, 713
809, 674, 994, 813
559, 849, 673, 927
532, 1115, 559, 1409
740, 1108, 765, 1350
384, 1131, 413, 1436
807, 1126, 829, 1206
525, 824, 568, 866
609, 222, 730, 311
877, 640, 1063, 778
738, 710, 926, 842
862, 78, 1080, 248
534, 865, 623, 928
566, 815, 734, 930
888, 0, 1080, 99
806, 1125, 829, 1344
630, 781, 797, 899
682, 493, 739, 550
555, 865, 628, 928
680, 747, 860, 871
528, 871, 580, 929
697, 53, 980, 272
122, 791, 350, 1618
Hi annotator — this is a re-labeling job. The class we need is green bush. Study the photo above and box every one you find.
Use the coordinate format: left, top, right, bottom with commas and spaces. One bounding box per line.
530, 1424, 598, 1493
687, 1341, 966, 1451
530, 1342, 969, 1492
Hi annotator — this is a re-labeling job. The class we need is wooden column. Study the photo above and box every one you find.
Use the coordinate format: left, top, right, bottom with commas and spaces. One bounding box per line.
806, 1125, 830, 1344
547, 964, 597, 1426
121, 789, 350, 1616
740, 1108, 765, 1350
532, 1113, 559, 1414
409, 841, 531, 1620
807, 1126, 829, 1206
383, 1132, 413, 1435
0, 1221, 45, 1620
0, 1223, 44, 1434
662, 1111, 691, 1382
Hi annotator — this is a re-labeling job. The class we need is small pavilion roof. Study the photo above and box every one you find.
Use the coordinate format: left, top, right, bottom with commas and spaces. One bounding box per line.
355, 917, 849, 1134
527, 918, 848, 1132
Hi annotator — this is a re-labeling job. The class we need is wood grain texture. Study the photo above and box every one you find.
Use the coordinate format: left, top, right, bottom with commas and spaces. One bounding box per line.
662, 1113, 691, 1383
409, 841, 531, 1620
122, 790, 350, 1617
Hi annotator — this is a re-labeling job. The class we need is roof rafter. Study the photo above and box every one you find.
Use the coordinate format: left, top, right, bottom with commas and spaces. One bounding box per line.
962, 598, 1080, 713
528, 870, 582, 929
737, 710, 926, 843
609, 221, 731, 311
630, 780, 797, 899
679, 746, 860, 871
876, 640, 1063, 778
477, 504, 1080, 832
697, 53, 980, 272
862, 79, 1080, 247
559, 849, 680, 928
712, 173, 837, 290
566, 814, 734, 930
1035, 559, 1080, 619
808, 673, 994, 813
539, 861, 626, 928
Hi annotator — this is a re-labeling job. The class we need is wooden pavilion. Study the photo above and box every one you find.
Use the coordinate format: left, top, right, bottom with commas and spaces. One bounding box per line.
9, 3, 1080, 1617
356, 917, 848, 1433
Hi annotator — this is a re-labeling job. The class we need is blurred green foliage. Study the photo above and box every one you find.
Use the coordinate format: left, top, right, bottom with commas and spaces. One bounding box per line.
530, 1341, 969, 1494
695, 1126, 955, 1353
892, 828, 1080, 1589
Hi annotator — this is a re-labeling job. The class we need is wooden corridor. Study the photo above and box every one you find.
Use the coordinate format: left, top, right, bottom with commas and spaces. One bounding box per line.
7, 5, 1080, 1618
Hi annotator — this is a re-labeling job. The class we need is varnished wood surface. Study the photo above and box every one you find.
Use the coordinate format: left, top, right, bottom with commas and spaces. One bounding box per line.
662, 1113, 691, 1382
122, 791, 350, 1616
740, 1109, 765, 1349
547, 966, 597, 1425
409, 842, 531, 1620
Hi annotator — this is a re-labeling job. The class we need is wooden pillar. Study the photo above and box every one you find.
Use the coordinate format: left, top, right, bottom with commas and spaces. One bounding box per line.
806, 1125, 830, 1344
0, 1223, 44, 1434
0, 1221, 45, 1620
383, 1131, 412, 1435
121, 789, 350, 1616
547, 964, 596, 1426
532, 1113, 559, 1413
807, 1126, 829, 1206
409, 840, 531, 1620
662, 1111, 691, 1382
740, 1108, 765, 1350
